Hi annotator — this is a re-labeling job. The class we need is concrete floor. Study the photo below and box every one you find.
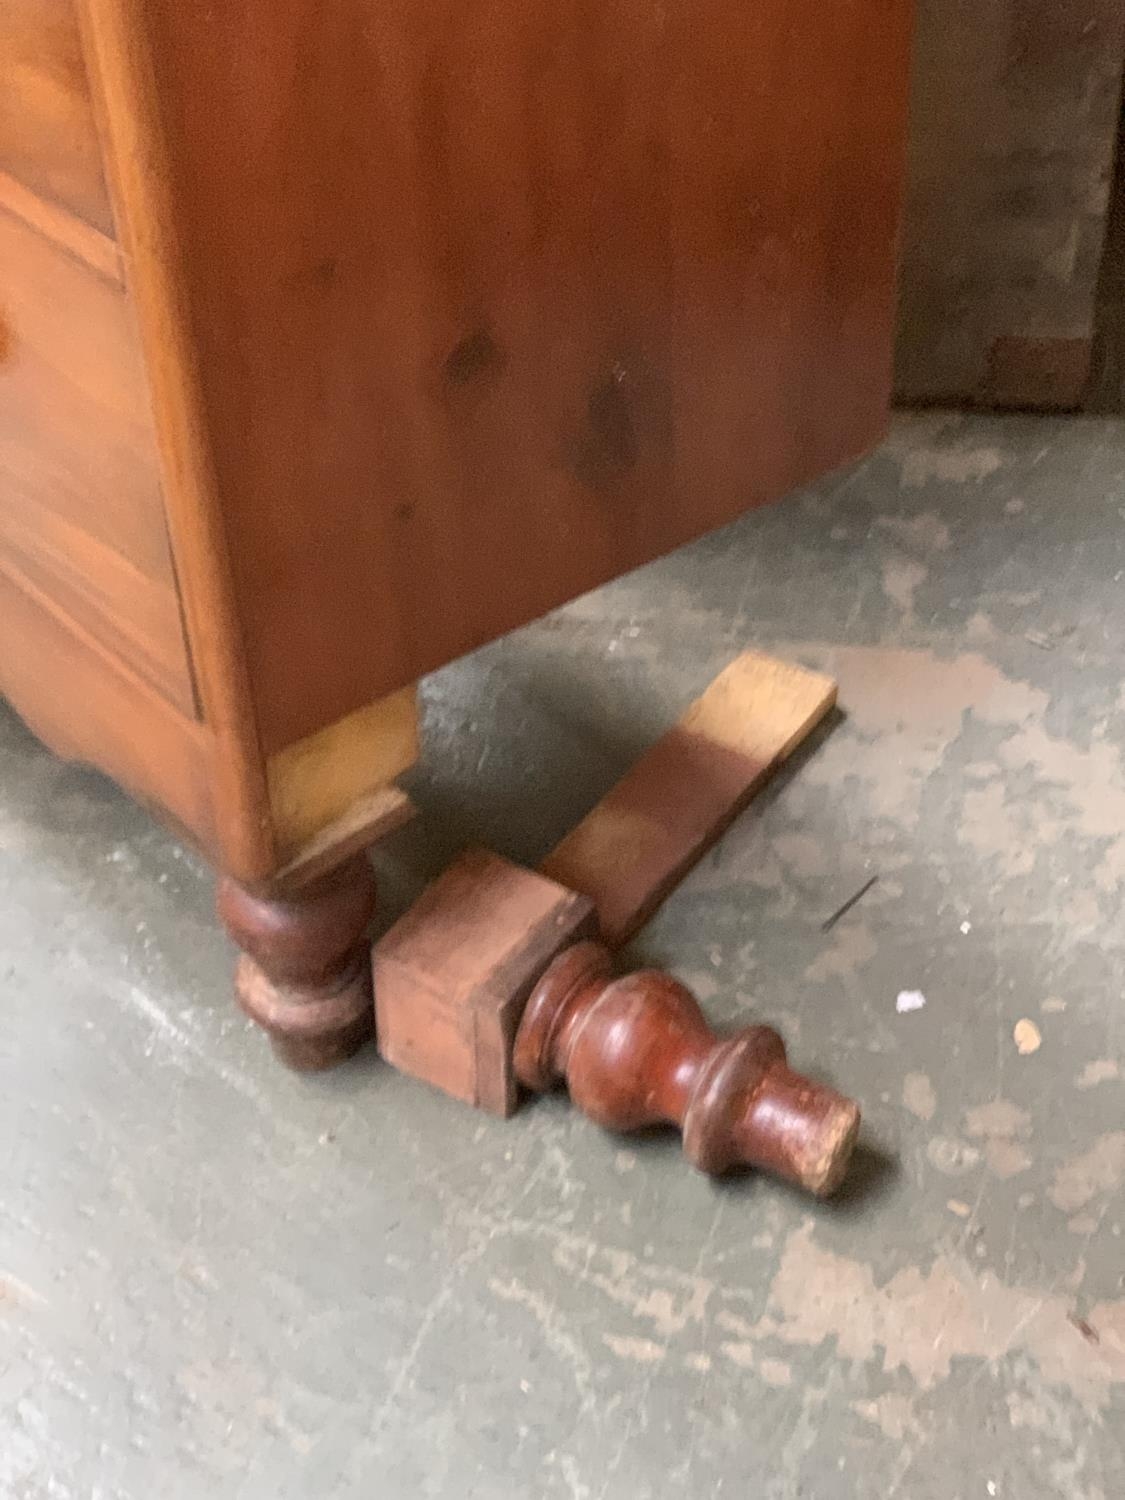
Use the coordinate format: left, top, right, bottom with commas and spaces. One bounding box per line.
2, 412, 1124, 1498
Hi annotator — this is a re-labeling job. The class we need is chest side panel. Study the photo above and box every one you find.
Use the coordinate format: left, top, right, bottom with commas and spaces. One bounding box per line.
141, 0, 912, 753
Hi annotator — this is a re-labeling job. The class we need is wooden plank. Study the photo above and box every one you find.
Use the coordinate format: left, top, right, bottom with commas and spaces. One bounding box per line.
100, 0, 910, 754
541, 651, 837, 947
273, 785, 417, 896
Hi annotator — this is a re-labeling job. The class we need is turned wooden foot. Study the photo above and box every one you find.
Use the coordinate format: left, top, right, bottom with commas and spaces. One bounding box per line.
217, 855, 378, 1071
515, 941, 860, 1196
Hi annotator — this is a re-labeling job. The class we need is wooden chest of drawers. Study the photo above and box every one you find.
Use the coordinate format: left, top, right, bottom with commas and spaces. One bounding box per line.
1, 0, 913, 1065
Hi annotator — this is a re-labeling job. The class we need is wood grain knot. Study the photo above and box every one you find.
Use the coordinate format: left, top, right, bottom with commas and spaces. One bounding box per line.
444, 329, 505, 389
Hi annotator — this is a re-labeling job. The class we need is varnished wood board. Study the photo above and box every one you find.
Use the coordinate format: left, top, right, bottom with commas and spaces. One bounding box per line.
541, 651, 837, 946
0, 559, 213, 848
0, 0, 115, 235
123, 0, 911, 753
0, 201, 195, 713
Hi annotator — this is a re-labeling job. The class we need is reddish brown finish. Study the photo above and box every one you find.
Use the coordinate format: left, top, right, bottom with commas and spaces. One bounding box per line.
516, 942, 860, 1196
218, 855, 378, 1071
542, 652, 837, 946
119, 0, 912, 754
372, 850, 859, 1194
374, 849, 596, 1116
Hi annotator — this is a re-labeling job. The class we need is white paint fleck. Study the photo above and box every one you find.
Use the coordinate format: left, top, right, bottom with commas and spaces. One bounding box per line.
964, 1101, 1032, 1140
806, 922, 878, 984
1050, 1134, 1125, 1213
901, 445, 1006, 488
1014, 1019, 1042, 1055
763, 1221, 1125, 1401
882, 555, 928, 614
852, 1393, 922, 1442
489, 1277, 595, 1405
964, 1101, 1034, 1179
927, 1138, 982, 1177
897, 990, 927, 1014
1076, 1060, 1120, 1090
902, 1072, 937, 1121
874, 512, 952, 552
721, 1341, 757, 1369
758, 1358, 793, 1388
601, 1333, 666, 1365
0, 1273, 48, 1308
960, 921, 973, 935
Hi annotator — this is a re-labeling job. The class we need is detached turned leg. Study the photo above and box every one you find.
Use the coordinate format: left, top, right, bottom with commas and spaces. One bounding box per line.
374, 850, 861, 1196
515, 942, 860, 1196
217, 855, 377, 1071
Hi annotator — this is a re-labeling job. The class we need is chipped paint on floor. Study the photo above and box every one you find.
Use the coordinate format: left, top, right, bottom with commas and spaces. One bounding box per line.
1, 412, 1123, 1498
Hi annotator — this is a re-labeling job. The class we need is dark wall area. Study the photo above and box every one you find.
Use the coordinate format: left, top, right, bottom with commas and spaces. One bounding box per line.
896, 1, 1125, 409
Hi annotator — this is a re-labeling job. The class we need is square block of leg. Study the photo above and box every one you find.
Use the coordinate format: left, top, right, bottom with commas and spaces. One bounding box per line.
373, 848, 596, 1116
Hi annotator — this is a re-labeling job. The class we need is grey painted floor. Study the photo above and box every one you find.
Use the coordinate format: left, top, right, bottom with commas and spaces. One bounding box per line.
2, 412, 1124, 1499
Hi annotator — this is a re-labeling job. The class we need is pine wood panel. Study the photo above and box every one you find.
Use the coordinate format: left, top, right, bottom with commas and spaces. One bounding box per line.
0, 198, 196, 712
77, 0, 281, 882
0, 559, 212, 847
0, 0, 114, 234
124, 0, 912, 755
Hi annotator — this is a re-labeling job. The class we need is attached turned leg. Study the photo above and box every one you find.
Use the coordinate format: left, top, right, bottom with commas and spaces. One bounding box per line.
217, 855, 377, 1071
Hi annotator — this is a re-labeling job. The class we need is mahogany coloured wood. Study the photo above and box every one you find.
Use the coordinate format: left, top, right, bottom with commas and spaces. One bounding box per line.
374, 847, 598, 1116
116, 0, 913, 755
0, 0, 114, 234
371, 847, 861, 1189
516, 941, 861, 1196
218, 855, 379, 1071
